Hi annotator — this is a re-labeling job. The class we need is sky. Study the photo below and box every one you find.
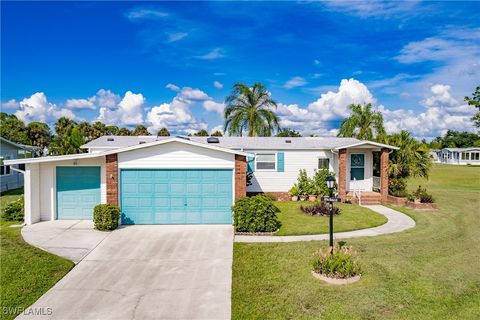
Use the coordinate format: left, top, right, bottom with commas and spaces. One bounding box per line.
1, 1, 479, 139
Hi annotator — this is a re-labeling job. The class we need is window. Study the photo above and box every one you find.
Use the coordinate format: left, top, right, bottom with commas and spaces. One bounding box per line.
19, 164, 26, 171
0, 156, 11, 176
255, 154, 276, 170
472, 152, 480, 161
350, 154, 365, 181
318, 158, 330, 170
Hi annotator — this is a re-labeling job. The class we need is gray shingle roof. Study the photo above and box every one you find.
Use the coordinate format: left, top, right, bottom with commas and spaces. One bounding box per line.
81, 136, 364, 150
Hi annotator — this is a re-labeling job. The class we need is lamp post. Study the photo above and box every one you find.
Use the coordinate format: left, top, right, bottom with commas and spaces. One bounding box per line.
326, 176, 336, 254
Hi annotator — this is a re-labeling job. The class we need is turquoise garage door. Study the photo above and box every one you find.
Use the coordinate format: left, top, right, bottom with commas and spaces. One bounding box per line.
120, 169, 233, 224
56, 166, 101, 219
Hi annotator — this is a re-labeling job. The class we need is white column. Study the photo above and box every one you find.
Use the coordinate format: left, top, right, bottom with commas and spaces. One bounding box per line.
24, 163, 40, 224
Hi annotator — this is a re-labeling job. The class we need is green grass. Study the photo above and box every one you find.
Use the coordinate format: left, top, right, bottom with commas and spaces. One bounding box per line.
0, 190, 73, 320
232, 164, 480, 319
275, 202, 387, 236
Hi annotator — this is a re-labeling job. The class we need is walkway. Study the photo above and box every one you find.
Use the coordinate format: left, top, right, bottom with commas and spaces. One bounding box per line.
234, 205, 415, 243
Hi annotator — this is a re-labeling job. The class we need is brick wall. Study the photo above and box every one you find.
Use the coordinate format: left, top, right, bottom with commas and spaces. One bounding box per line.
235, 155, 246, 200
106, 154, 118, 206
338, 148, 347, 200
380, 148, 389, 202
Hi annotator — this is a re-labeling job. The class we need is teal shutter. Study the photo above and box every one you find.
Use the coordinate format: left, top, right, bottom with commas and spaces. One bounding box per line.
247, 156, 255, 172
277, 152, 285, 172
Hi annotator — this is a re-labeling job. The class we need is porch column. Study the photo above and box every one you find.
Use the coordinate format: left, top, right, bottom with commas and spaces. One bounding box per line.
338, 148, 347, 200
235, 154, 247, 200
24, 163, 40, 225
106, 154, 118, 206
380, 148, 389, 202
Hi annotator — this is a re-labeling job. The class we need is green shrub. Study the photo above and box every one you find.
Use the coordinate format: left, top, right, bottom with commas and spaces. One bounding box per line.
1, 196, 24, 221
312, 245, 362, 279
312, 169, 337, 196
262, 193, 278, 201
388, 178, 409, 197
233, 195, 281, 233
93, 204, 120, 231
412, 185, 435, 203
289, 185, 299, 197
296, 169, 311, 196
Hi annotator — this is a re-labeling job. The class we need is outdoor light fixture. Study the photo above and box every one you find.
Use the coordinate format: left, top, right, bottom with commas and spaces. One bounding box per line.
326, 175, 335, 193
325, 175, 336, 254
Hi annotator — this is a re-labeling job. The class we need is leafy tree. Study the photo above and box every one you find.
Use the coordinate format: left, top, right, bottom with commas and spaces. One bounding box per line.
337, 103, 386, 141
132, 125, 150, 136
117, 127, 131, 136
26, 122, 51, 150
276, 128, 302, 137
54, 117, 76, 136
224, 83, 280, 136
430, 130, 480, 148
194, 129, 209, 137
76, 122, 93, 141
49, 127, 85, 155
211, 130, 223, 137
0, 113, 29, 144
106, 125, 119, 135
465, 85, 480, 127
157, 127, 170, 136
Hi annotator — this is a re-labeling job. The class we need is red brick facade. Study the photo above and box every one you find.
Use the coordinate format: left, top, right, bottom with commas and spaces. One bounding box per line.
235, 155, 247, 200
380, 148, 389, 202
338, 148, 347, 200
106, 154, 118, 206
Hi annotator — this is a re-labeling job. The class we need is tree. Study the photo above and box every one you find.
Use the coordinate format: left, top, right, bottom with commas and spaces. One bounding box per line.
194, 129, 209, 137
0, 113, 29, 144
49, 127, 85, 155
224, 83, 280, 136
337, 103, 386, 141
157, 127, 170, 136
106, 125, 119, 135
276, 128, 302, 137
465, 85, 480, 127
117, 127, 131, 136
211, 130, 223, 137
26, 122, 51, 150
132, 125, 150, 136
430, 130, 480, 148
76, 122, 93, 141
54, 117, 76, 136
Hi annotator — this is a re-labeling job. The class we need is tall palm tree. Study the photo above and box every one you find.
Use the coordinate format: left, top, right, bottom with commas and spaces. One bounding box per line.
54, 117, 76, 136
224, 83, 280, 136
337, 103, 386, 141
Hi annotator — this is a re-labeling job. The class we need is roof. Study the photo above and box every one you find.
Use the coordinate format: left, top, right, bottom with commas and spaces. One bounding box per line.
442, 147, 480, 152
4, 138, 250, 165
81, 136, 397, 150
0, 136, 40, 151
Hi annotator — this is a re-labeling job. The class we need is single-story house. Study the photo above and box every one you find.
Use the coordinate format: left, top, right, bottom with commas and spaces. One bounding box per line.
0, 136, 40, 192
5, 136, 398, 225
431, 147, 480, 165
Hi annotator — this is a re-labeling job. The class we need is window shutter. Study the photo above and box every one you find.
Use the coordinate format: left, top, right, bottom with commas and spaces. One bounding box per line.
277, 152, 285, 172
247, 156, 255, 172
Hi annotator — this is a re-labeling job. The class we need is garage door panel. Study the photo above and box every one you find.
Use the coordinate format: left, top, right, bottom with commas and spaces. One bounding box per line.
120, 169, 232, 224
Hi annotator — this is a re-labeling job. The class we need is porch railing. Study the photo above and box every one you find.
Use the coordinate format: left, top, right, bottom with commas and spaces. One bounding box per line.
373, 176, 381, 191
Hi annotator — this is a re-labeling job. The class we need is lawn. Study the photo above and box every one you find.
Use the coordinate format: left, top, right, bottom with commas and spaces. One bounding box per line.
275, 202, 387, 236
232, 164, 480, 319
0, 187, 23, 210
0, 189, 73, 320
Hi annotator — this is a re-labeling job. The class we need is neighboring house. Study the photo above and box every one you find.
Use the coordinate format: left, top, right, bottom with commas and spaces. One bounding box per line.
0, 137, 39, 192
5, 136, 398, 225
429, 149, 441, 163
431, 148, 480, 165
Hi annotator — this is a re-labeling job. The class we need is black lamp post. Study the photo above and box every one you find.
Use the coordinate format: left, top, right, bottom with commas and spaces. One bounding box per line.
326, 176, 335, 254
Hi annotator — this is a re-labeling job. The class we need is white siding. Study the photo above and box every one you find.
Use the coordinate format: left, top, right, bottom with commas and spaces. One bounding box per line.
38, 157, 106, 221
24, 163, 40, 224
118, 142, 235, 169
247, 150, 336, 192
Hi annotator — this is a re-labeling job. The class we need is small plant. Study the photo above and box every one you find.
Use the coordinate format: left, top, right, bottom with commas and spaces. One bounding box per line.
289, 185, 299, 197
1, 196, 24, 221
312, 245, 362, 279
300, 201, 341, 216
296, 169, 311, 196
93, 204, 120, 231
232, 195, 281, 233
411, 185, 435, 203
388, 178, 409, 197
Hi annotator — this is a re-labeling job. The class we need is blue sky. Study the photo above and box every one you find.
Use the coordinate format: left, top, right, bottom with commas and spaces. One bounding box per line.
1, 1, 479, 138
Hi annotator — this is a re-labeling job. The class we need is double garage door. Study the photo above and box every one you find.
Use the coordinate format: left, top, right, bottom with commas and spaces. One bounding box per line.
56, 167, 233, 224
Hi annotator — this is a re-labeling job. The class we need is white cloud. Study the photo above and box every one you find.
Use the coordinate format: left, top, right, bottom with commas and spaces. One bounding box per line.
166, 83, 180, 92
213, 81, 224, 89
203, 100, 225, 115
210, 125, 224, 134
324, 0, 420, 19
126, 8, 168, 21
195, 48, 225, 60
284, 76, 308, 89
1, 99, 19, 109
98, 91, 145, 126
15, 92, 78, 124
66, 98, 96, 110
166, 31, 188, 42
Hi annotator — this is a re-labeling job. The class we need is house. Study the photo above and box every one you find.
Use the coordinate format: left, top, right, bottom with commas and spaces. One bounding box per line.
432, 147, 480, 165
5, 136, 398, 225
0, 137, 39, 192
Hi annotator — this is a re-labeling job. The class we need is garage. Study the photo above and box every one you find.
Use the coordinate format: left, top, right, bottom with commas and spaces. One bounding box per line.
56, 166, 101, 219
120, 169, 233, 224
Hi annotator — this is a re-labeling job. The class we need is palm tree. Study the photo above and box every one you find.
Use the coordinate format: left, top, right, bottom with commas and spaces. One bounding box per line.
132, 125, 150, 136
49, 127, 85, 155
117, 127, 131, 136
194, 129, 209, 137
224, 83, 280, 136
211, 130, 223, 137
157, 127, 170, 136
54, 117, 76, 136
337, 103, 386, 141
26, 122, 52, 151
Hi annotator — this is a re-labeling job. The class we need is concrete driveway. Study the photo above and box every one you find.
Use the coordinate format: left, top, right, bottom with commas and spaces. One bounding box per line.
18, 224, 233, 320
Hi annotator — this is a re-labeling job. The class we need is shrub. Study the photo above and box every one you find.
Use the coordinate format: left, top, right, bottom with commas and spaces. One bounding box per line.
296, 169, 311, 196
289, 185, 299, 197
93, 204, 120, 231
300, 201, 341, 216
388, 178, 409, 197
312, 245, 362, 279
412, 185, 435, 203
233, 195, 281, 232
312, 169, 337, 197
1, 196, 24, 221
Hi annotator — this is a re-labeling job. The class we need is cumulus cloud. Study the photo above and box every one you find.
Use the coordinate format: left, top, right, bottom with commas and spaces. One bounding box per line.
1, 99, 19, 109
15, 92, 78, 124
66, 98, 96, 110
98, 91, 145, 126
284, 76, 307, 89
213, 81, 224, 89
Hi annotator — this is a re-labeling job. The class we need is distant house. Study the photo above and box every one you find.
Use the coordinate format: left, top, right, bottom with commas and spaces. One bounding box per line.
431, 147, 480, 165
0, 137, 39, 192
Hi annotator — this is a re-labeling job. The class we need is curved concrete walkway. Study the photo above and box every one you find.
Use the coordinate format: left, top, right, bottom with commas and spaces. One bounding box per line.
234, 205, 415, 243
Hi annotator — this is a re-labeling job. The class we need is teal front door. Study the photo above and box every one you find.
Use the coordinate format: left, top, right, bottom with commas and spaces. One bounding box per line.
56, 166, 101, 219
350, 154, 365, 180
120, 169, 233, 224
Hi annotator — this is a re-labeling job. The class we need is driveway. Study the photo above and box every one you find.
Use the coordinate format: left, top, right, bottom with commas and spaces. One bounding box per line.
18, 224, 234, 320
